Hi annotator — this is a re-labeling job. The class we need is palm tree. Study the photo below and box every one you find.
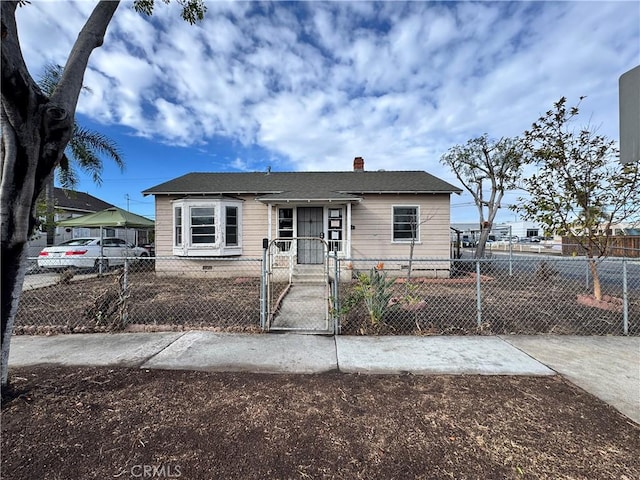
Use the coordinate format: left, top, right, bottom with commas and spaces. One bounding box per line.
38, 64, 124, 245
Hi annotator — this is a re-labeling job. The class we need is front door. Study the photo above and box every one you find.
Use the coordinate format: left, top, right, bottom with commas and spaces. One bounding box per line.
297, 207, 323, 264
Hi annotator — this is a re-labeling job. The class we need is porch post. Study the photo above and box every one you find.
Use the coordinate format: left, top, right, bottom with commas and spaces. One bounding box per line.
346, 202, 352, 257
260, 238, 269, 331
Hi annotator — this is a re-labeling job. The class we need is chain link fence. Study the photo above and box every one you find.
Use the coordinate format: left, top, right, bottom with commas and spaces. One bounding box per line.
16, 254, 639, 336
335, 257, 639, 336
17, 257, 264, 335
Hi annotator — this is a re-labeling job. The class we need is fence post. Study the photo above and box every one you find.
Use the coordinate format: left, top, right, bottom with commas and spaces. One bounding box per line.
260, 239, 268, 331
122, 258, 129, 329
333, 255, 340, 334
622, 258, 629, 335
476, 259, 482, 328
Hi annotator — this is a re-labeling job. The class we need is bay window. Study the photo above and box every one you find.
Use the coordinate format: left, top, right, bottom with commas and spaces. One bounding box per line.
172, 198, 242, 256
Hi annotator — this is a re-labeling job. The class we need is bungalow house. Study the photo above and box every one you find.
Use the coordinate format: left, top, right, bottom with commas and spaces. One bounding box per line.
28, 189, 152, 258
28, 188, 115, 257
143, 157, 462, 277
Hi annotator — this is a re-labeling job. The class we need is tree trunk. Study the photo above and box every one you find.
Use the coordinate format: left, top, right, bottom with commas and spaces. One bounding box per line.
475, 224, 491, 258
1, 0, 120, 387
406, 237, 415, 283
45, 173, 55, 246
587, 256, 602, 301
0, 244, 28, 387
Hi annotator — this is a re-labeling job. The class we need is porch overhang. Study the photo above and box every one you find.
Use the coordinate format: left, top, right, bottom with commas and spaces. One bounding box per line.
256, 191, 362, 203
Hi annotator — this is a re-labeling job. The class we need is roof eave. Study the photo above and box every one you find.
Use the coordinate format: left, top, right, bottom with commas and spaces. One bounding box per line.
256, 197, 363, 203
340, 190, 462, 195
143, 190, 280, 196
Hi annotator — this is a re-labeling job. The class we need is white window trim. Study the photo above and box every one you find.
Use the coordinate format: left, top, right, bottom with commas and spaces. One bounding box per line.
391, 205, 421, 244
275, 207, 295, 254
173, 205, 183, 248
172, 198, 242, 256
327, 206, 345, 255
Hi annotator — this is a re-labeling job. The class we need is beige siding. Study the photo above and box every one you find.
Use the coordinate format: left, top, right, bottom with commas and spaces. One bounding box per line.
154, 194, 270, 259
154, 257, 262, 278
242, 197, 271, 257
152, 192, 453, 277
154, 196, 173, 256
350, 194, 452, 258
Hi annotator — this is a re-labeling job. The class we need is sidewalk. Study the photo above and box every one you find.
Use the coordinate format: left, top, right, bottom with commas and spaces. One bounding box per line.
8, 332, 639, 423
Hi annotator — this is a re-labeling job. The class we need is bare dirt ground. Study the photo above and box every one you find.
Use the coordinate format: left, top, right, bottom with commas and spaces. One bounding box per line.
2, 366, 639, 480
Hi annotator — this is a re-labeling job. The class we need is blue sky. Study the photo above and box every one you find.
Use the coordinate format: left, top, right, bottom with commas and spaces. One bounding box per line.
16, 0, 640, 222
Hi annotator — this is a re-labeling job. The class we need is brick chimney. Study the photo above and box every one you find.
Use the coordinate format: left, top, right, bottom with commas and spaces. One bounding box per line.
353, 156, 365, 171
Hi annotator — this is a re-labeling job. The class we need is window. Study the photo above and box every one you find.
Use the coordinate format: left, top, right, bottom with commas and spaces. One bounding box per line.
328, 208, 343, 252
172, 198, 242, 256
278, 208, 294, 251
393, 206, 419, 242
190, 207, 216, 244
174, 206, 182, 246
225, 206, 238, 246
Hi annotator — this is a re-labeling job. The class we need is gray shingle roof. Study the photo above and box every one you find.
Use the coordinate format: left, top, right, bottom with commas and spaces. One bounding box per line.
54, 188, 114, 213
143, 171, 462, 198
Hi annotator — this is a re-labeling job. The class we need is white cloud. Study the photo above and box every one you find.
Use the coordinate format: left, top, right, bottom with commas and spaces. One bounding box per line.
14, 0, 639, 185
16, 1, 94, 73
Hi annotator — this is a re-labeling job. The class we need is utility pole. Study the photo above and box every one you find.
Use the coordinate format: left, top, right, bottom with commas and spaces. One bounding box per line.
125, 194, 130, 211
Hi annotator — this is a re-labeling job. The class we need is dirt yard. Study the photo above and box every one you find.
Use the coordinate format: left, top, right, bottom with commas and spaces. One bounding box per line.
2, 366, 638, 479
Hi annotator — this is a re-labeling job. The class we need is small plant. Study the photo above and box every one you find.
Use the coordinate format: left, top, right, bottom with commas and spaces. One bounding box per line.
353, 268, 396, 326
402, 281, 422, 306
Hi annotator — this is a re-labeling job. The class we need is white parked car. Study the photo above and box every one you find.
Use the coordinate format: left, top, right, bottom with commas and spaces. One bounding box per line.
37, 237, 150, 270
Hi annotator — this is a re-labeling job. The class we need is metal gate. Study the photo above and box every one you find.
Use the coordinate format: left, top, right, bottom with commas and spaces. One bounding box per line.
261, 237, 336, 334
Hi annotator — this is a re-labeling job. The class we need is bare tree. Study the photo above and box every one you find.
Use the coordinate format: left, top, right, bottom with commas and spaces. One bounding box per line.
405, 209, 438, 283
1, 0, 205, 387
513, 97, 640, 301
440, 134, 523, 258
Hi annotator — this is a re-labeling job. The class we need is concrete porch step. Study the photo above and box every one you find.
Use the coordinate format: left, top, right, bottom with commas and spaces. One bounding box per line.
292, 266, 327, 284
291, 275, 327, 284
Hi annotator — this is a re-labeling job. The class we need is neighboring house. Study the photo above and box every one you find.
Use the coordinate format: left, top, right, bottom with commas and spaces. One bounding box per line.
143, 157, 462, 277
28, 188, 150, 257
28, 189, 114, 257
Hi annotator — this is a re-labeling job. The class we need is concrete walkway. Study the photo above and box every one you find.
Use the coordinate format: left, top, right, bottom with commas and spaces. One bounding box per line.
8, 333, 639, 424
22, 272, 99, 291
502, 336, 640, 425
270, 284, 330, 332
